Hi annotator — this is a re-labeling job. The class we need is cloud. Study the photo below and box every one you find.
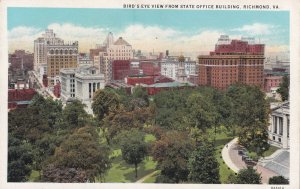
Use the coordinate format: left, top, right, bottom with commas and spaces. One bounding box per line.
8, 23, 287, 56
232, 23, 276, 35
265, 45, 289, 53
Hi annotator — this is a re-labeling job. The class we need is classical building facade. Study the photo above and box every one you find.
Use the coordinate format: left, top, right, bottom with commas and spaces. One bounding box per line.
60, 66, 105, 114
198, 35, 265, 90
268, 101, 290, 149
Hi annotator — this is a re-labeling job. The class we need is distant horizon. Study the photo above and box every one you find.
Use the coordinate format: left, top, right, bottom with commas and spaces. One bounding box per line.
8, 8, 289, 58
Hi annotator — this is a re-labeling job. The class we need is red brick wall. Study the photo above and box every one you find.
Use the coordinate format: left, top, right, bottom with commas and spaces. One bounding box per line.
126, 76, 154, 85
112, 60, 130, 80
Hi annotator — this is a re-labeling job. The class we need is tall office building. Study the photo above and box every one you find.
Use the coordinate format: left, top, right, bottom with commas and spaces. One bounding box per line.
198, 35, 265, 90
47, 41, 78, 86
34, 29, 64, 76
34, 29, 78, 86
93, 32, 133, 82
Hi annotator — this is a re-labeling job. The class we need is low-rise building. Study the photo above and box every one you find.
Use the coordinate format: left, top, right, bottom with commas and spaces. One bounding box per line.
268, 101, 290, 149
8, 88, 37, 109
264, 75, 283, 92
60, 65, 105, 114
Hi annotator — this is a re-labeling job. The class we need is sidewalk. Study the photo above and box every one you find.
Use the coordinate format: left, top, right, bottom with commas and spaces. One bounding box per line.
221, 138, 247, 173
222, 138, 279, 184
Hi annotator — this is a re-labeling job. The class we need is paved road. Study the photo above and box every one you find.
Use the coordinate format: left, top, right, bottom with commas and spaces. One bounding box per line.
222, 138, 278, 184
222, 138, 247, 173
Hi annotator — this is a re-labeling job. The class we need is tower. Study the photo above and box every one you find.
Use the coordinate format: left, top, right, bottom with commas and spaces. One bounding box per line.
176, 55, 187, 83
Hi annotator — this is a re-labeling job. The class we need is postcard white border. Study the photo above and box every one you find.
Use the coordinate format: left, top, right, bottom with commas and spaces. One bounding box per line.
0, 0, 299, 189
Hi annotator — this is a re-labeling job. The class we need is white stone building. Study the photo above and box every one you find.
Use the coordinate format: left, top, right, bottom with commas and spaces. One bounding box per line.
268, 101, 290, 149
60, 65, 105, 114
78, 56, 94, 67
160, 56, 197, 81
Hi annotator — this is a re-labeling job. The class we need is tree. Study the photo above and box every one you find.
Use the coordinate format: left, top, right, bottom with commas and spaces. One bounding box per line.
8, 107, 49, 143
235, 167, 261, 184
42, 164, 87, 183
8, 135, 33, 182
277, 75, 289, 101
226, 85, 270, 154
153, 89, 190, 129
132, 86, 149, 105
186, 93, 219, 132
269, 176, 289, 184
92, 89, 120, 121
117, 129, 148, 178
62, 100, 89, 128
188, 141, 220, 183
102, 106, 154, 143
152, 131, 195, 183
46, 126, 111, 182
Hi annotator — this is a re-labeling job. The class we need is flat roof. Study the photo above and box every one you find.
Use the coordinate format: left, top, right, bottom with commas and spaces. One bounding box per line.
146, 81, 195, 88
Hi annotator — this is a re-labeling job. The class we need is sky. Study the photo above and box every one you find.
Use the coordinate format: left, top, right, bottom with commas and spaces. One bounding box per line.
7, 8, 289, 58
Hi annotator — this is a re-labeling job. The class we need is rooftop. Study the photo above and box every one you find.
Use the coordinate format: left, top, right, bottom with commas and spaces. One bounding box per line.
114, 37, 131, 46
146, 81, 195, 88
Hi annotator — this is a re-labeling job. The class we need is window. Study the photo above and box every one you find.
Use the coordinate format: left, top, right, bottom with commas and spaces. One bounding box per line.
279, 117, 283, 135
273, 116, 277, 134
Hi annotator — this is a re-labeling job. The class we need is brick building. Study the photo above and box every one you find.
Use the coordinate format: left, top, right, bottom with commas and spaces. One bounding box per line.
264, 75, 283, 92
53, 82, 61, 98
139, 60, 161, 76
112, 60, 131, 81
8, 89, 37, 109
198, 35, 265, 90
125, 76, 155, 86
9, 50, 34, 71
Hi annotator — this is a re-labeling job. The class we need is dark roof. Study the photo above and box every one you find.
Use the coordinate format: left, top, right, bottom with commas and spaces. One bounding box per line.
114, 37, 130, 46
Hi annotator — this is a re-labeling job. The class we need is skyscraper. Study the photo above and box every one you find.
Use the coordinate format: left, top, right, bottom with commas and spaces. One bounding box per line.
93, 32, 133, 82
34, 29, 78, 86
198, 35, 265, 90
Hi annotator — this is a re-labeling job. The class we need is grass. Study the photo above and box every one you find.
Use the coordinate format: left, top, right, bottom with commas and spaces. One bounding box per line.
103, 154, 157, 183
214, 131, 235, 184
101, 133, 158, 183
28, 170, 40, 182
142, 170, 161, 183
247, 145, 280, 160
263, 146, 280, 157
144, 134, 156, 143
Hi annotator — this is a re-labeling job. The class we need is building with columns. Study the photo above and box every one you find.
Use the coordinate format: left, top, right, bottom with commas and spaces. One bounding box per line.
60, 65, 105, 114
268, 101, 290, 149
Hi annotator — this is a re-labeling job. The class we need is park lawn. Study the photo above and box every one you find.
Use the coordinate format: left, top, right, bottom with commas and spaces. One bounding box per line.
263, 145, 280, 157
142, 170, 161, 183
102, 134, 158, 183
28, 170, 40, 182
248, 145, 280, 160
103, 152, 157, 182
214, 131, 235, 184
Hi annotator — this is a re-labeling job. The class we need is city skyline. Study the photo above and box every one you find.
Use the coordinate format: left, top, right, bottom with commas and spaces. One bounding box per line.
8, 8, 289, 57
